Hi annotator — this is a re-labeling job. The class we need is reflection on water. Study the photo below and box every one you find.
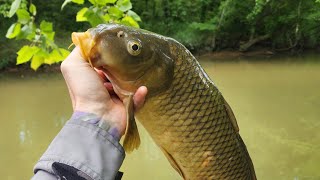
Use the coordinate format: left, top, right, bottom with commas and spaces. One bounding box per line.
1, 57, 320, 180
0, 74, 71, 180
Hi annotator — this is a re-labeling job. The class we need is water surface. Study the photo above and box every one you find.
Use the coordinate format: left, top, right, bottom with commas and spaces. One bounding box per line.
1, 56, 319, 180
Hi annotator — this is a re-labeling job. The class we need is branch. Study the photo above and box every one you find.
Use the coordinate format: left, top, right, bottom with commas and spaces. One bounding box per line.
239, 34, 270, 52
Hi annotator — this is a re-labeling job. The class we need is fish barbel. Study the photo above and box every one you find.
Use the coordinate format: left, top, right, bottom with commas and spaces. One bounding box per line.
72, 24, 257, 180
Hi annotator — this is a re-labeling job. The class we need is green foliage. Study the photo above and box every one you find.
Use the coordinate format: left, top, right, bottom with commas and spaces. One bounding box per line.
61, 0, 83, 10
29, 3, 36, 15
16, 45, 39, 65
2, 0, 320, 71
1, 0, 140, 70
16, 9, 30, 23
117, 0, 132, 11
131, 0, 320, 51
8, 0, 21, 17
0, 0, 27, 17
6, 23, 21, 39
5, 1, 70, 70
63, 0, 140, 28
191, 22, 215, 31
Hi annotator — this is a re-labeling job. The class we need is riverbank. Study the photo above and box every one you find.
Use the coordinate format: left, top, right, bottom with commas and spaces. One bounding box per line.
0, 64, 61, 78
1, 48, 319, 75
197, 49, 275, 60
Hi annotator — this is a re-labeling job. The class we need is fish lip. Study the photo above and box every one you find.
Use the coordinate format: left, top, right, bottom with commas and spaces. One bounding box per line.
96, 66, 113, 84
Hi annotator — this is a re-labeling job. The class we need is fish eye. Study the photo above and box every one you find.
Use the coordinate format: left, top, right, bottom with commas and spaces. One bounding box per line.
117, 31, 127, 38
132, 44, 139, 51
127, 40, 141, 56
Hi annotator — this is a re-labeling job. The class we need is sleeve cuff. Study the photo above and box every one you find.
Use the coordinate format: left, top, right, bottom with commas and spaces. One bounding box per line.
33, 118, 125, 180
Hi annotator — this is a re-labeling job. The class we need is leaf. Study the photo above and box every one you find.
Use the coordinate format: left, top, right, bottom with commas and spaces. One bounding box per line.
88, 0, 112, 6
57, 48, 70, 62
72, 0, 84, 4
108, 7, 123, 19
16, 45, 40, 65
31, 50, 46, 70
40, 20, 53, 32
43, 31, 55, 41
121, 16, 139, 28
84, 8, 104, 26
31, 56, 44, 70
16, 9, 30, 24
117, 0, 132, 12
29, 3, 36, 16
97, 0, 108, 6
103, 14, 110, 22
61, 0, 72, 10
46, 48, 70, 64
106, 0, 117, 3
43, 36, 58, 48
61, 0, 84, 10
88, 0, 97, 5
76, 7, 88, 22
127, 10, 141, 21
8, 0, 21, 17
16, 24, 35, 40
6, 23, 21, 39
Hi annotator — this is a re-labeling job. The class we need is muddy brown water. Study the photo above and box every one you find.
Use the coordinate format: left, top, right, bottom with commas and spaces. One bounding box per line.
1, 55, 319, 180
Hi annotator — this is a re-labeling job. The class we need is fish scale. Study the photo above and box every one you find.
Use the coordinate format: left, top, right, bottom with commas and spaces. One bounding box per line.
137, 40, 256, 179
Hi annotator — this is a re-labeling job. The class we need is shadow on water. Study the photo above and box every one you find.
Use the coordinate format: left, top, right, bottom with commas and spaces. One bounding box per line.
0, 54, 320, 179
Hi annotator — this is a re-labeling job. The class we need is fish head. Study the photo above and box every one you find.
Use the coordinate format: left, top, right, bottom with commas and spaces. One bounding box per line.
72, 23, 174, 97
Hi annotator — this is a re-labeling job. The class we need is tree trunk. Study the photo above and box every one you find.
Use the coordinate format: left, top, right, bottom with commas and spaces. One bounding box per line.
239, 34, 270, 52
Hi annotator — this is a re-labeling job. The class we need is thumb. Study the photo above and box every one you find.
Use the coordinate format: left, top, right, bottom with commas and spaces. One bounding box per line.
61, 47, 110, 110
133, 86, 148, 111
61, 47, 89, 69
60, 47, 87, 108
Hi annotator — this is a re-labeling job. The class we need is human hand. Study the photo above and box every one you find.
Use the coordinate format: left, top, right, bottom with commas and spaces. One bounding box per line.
61, 47, 147, 137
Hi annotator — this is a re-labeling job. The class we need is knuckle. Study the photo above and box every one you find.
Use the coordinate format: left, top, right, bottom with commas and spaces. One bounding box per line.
60, 60, 70, 74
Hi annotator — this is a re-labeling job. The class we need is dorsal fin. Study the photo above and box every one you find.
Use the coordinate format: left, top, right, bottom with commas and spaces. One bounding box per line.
222, 97, 239, 132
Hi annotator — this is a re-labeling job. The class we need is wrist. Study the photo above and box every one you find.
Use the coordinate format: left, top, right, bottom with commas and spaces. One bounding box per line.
71, 111, 121, 141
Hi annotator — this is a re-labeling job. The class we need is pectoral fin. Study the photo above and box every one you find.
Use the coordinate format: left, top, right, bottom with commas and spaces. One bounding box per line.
123, 95, 141, 152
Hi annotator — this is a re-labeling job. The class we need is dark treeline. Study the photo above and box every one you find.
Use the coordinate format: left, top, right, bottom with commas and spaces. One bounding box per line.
1, 0, 320, 60
131, 0, 320, 52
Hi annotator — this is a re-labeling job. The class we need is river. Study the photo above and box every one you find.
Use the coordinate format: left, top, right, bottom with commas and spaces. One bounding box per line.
0, 55, 319, 180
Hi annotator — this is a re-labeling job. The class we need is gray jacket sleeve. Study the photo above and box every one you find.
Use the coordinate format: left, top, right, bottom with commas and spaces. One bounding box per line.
32, 117, 125, 180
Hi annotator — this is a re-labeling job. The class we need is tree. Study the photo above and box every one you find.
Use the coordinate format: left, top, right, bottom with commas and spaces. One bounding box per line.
2, 0, 140, 70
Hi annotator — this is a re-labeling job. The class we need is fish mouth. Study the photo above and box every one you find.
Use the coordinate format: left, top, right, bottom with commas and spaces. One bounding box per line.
103, 74, 114, 93
95, 67, 116, 94
72, 31, 118, 96
96, 66, 133, 99
71, 30, 134, 97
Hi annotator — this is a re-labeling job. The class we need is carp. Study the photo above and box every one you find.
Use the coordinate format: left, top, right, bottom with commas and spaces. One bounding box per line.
72, 24, 256, 180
